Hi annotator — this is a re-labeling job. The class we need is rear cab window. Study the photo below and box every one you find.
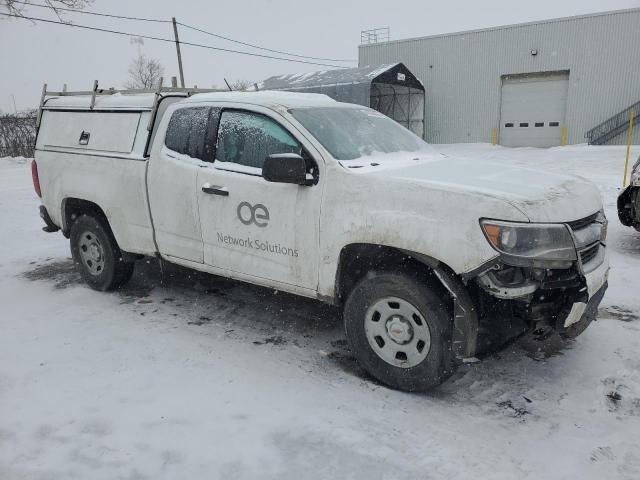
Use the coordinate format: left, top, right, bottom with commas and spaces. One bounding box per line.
165, 107, 219, 162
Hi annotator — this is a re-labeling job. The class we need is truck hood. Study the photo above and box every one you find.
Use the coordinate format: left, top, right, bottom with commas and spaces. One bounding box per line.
355, 156, 602, 222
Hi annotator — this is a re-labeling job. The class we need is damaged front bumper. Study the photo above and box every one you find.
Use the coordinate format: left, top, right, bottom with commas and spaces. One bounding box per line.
458, 212, 609, 357
559, 281, 608, 339
557, 248, 609, 338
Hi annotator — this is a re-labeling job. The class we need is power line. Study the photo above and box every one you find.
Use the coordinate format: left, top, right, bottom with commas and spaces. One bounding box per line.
15, 1, 356, 63
0, 12, 348, 68
14, 1, 171, 23
178, 22, 356, 63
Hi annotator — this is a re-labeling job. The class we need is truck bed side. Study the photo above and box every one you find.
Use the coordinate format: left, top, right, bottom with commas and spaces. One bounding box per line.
35, 105, 157, 255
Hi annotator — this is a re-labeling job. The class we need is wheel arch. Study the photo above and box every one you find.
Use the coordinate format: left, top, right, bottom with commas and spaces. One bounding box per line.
61, 197, 110, 238
335, 243, 479, 360
334, 243, 439, 303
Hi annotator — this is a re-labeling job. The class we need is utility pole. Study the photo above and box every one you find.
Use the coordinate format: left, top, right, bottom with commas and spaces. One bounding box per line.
172, 17, 185, 88
11, 94, 17, 114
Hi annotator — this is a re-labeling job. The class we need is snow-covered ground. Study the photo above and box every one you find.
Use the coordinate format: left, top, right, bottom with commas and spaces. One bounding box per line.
1, 145, 639, 480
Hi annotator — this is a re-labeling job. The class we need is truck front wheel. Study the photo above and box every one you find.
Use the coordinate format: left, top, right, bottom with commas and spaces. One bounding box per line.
344, 272, 454, 391
69, 215, 134, 291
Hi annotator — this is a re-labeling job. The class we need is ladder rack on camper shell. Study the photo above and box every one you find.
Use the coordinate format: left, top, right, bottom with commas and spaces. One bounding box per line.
36, 80, 227, 133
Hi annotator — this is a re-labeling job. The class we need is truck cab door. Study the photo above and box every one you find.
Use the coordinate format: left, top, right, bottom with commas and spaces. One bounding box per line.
147, 106, 216, 263
196, 107, 322, 293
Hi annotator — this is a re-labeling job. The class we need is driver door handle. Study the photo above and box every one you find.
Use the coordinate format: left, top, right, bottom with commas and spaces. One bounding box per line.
201, 184, 229, 196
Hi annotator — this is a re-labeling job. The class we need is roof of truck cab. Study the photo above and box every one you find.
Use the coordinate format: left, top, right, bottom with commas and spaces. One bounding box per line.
184, 90, 338, 108
43, 93, 165, 110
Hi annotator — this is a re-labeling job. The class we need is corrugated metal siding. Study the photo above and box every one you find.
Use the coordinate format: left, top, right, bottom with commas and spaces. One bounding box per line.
359, 9, 640, 145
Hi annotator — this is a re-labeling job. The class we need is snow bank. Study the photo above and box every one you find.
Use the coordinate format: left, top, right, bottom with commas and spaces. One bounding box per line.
1, 146, 639, 479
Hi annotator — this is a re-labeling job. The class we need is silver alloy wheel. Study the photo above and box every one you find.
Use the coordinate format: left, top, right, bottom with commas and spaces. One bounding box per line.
78, 230, 105, 276
364, 296, 431, 368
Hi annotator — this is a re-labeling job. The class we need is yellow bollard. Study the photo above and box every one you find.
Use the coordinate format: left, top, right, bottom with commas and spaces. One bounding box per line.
561, 126, 567, 146
623, 110, 635, 187
491, 128, 497, 146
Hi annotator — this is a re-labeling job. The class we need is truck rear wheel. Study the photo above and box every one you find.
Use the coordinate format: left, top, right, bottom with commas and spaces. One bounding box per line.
343, 272, 453, 392
70, 215, 134, 291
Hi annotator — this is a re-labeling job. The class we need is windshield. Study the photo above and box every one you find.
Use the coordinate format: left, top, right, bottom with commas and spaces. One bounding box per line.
290, 106, 437, 161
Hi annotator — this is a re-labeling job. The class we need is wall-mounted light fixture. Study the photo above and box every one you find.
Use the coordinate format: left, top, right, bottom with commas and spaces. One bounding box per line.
531, 49, 538, 56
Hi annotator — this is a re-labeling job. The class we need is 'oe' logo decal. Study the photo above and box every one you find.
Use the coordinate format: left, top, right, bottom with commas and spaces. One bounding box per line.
237, 202, 269, 227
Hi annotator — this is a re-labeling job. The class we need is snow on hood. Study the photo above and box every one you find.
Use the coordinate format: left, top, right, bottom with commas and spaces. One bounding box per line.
358, 155, 603, 222
338, 150, 444, 171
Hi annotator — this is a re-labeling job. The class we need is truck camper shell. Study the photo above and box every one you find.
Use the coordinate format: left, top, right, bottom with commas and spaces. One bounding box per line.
36, 82, 225, 158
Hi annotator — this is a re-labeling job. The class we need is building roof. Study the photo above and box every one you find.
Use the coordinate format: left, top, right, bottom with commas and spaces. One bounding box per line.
359, 7, 640, 48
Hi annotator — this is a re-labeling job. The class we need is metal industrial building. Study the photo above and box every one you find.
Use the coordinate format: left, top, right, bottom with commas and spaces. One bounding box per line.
358, 9, 640, 147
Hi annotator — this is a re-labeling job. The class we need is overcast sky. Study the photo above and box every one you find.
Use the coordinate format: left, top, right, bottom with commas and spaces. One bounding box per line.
0, 0, 638, 112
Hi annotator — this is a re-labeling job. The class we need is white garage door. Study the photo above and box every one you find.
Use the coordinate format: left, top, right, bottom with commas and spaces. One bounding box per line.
499, 72, 569, 147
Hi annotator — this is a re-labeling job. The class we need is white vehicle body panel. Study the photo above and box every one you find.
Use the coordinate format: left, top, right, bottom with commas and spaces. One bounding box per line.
359, 157, 603, 222
564, 249, 609, 327
35, 105, 156, 255
147, 145, 204, 263
193, 101, 323, 291
38, 111, 141, 154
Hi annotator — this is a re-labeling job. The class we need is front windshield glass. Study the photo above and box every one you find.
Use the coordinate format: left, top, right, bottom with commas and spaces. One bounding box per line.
290, 106, 438, 161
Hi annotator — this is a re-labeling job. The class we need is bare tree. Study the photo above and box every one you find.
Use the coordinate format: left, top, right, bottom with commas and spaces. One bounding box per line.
2, 1, 93, 19
228, 79, 254, 91
126, 53, 165, 89
0, 110, 37, 157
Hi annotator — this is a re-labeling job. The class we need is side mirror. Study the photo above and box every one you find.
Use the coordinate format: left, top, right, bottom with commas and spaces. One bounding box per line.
262, 153, 307, 185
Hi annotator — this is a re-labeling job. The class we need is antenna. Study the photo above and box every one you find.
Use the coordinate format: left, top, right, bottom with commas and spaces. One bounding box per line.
130, 36, 144, 56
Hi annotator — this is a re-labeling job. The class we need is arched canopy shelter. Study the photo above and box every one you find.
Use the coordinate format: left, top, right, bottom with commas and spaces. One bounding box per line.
256, 63, 425, 137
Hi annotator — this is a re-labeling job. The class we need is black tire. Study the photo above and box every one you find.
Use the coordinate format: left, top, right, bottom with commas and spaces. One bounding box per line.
343, 271, 454, 392
69, 214, 134, 291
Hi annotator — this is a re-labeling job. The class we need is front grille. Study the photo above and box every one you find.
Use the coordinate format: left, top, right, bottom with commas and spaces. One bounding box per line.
567, 212, 599, 231
579, 243, 600, 264
567, 211, 606, 272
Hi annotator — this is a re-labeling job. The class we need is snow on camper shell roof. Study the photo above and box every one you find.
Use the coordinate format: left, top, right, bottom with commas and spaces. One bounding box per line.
254, 64, 399, 91
43, 93, 160, 110
42, 91, 337, 110
184, 90, 338, 108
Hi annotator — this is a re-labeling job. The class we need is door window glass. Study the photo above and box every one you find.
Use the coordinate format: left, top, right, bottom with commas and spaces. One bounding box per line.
165, 107, 210, 160
216, 110, 301, 169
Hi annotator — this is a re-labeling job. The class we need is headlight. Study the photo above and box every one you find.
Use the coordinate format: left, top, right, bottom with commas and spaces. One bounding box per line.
480, 220, 577, 261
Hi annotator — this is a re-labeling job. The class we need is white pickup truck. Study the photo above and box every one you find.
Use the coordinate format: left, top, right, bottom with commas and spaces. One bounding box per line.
32, 87, 609, 391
